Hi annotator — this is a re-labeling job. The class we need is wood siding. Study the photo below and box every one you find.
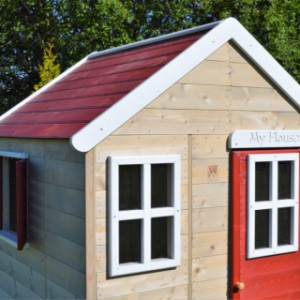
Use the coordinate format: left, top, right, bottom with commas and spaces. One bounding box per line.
0, 138, 85, 299
90, 42, 299, 299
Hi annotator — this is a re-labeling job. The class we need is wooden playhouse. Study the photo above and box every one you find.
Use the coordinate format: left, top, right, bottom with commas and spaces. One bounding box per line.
0, 17, 299, 299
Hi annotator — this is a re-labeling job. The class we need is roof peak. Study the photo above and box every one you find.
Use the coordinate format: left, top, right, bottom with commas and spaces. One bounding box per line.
87, 20, 222, 60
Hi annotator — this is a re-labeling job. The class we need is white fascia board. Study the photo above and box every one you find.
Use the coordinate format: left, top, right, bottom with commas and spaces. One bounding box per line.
0, 56, 89, 122
71, 17, 300, 152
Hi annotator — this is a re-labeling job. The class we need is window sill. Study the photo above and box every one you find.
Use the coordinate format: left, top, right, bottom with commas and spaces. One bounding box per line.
110, 257, 180, 277
0, 230, 29, 250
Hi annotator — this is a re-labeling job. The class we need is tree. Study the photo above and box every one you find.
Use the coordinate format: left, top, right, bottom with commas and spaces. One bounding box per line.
1, 0, 299, 115
33, 43, 60, 91
0, 0, 132, 114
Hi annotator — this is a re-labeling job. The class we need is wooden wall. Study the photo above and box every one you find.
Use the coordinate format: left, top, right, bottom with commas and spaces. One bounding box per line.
89, 42, 298, 299
0, 139, 86, 299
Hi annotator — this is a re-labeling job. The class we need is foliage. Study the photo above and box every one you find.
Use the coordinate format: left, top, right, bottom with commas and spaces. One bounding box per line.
33, 43, 60, 91
0, 0, 299, 115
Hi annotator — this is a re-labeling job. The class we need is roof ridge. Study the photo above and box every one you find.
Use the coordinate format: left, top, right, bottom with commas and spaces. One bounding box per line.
87, 20, 222, 60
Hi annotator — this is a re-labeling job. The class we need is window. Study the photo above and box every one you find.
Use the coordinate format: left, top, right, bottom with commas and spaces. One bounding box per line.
247, 153, 299, 258
108, 155, 180, 277
0, 151, 28, 250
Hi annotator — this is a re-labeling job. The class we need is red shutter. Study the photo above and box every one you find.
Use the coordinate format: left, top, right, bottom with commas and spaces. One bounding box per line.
16, 159, 27, 251
0, 157, 2, 230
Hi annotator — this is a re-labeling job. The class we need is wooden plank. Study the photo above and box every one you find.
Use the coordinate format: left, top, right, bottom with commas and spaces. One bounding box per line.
0, 267, 44, 299
15, 281, 43, 300
228, 42, 248, 63
187, 135, 193, 300
45, 140, 85, 163
228, 111, 300, 132
0, 138, 45, 158
192, 135, 228, 159
192, 158, 228, 185
46, 256, 86, 298
28, 157, 44, 182
29, 180, 45, 207
95, 163, 106, 191
192, 254, 227, 282
45, 159, 85, 191
206, 43, 229, 62
113, 109, 231, 136
179, 60, 230, 86
206, 42, 248, 64
45, 208, 85, 246
0, 288, 13, 299
95, 218, 106, 246
45, 183, 85, 219
192, 277, 227, 300
179, 58, 271, 88
0, 270, 15, 298
85, 149, 97, 300
96, 135, 189, 162
106, 285, 188, 300
95, 190, 106, 219
193, 183, 228, 209
95, 160, 188, 191
229, 62, 270, 88
181, 209, 189, 236
96, 245, 106, 273
46, 280, 76, 300
45, 232, 85, 273
29, 226, 45, 252
192, 231, 228, 258
97, 261, 188, 298
114, 109, 296, 142
148, 83, 293, 112
193, 207, 228, 233
29, 203, 45, 231
0, 239, 45, 275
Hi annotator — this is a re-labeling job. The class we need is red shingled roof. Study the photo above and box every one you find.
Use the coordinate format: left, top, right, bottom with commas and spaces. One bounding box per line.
0, 31, 207, 138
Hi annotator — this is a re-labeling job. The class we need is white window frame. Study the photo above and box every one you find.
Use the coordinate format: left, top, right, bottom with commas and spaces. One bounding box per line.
108, 155, 180, 277
0, 151, 28, 248
247, 153, 299, 259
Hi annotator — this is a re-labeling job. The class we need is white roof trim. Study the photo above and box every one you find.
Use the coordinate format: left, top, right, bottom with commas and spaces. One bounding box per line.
0, 55, 89, 122
70, 17, 300, 152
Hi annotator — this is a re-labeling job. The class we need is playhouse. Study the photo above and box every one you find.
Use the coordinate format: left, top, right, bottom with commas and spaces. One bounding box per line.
0, 18, 299, 299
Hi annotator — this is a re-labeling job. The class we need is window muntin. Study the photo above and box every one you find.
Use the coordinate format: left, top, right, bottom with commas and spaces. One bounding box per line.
109, 155, 180, 277
248, 153, 299, 258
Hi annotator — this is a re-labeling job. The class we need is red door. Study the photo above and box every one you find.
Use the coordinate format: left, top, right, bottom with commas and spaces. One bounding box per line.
232, 149, 300, 300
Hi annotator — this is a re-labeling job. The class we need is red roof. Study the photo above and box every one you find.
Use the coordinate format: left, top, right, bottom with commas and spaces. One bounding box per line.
0, 31, 207, 138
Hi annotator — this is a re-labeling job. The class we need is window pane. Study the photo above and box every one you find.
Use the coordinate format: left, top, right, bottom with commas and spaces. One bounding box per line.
151, 164, 172, 208
9, 158, 17, 233
255, 210, 270, 249
119, 220, 141, 263
255, 162, 270, 201
119, 165, 141, 210
278, 161, 292, 199
151, 217, 172, 259
278, 207, 292, 245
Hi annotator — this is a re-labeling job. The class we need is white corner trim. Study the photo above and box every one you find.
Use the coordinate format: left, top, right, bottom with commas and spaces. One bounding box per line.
0, 56, 89, 122
70, 17, 300, 152
229, 130, 300, 149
